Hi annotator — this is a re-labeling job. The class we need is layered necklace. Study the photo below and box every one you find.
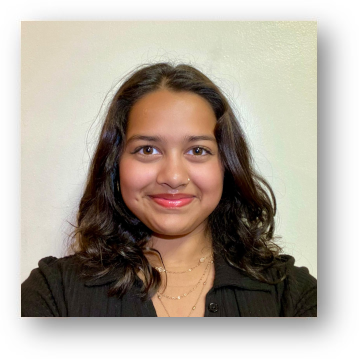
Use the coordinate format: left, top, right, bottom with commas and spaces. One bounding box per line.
155, 254, 214, 317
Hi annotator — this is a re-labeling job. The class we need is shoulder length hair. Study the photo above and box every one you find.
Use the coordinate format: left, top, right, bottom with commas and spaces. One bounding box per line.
72, 62, 283, 299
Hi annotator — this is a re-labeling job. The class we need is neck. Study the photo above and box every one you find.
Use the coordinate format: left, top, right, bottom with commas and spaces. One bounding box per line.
148, 226, 212, 268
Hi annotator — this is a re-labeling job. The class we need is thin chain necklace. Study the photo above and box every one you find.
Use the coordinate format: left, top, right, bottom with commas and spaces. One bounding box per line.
158, 257, 213, 300
154, 255, 209, 274
157, 261, 213, 317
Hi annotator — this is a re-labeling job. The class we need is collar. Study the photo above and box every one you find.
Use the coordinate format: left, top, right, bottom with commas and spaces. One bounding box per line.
212, 252, 274, 292
84, 267, 123, 287
84, 252, 288, 292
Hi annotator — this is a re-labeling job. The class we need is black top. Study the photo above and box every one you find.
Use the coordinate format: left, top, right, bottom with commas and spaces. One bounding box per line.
21, 253, 317, 317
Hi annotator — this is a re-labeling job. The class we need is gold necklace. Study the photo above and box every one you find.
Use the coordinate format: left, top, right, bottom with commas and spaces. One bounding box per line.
157, 261, 213, 317
154, 255, 209, 274
158, 257, 213, 300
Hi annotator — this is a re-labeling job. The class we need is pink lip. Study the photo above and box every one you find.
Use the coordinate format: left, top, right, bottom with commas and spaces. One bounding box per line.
149, 194, 195, 208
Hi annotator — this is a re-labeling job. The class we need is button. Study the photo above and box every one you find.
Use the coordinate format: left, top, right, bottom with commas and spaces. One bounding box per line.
208, 303, 219, 313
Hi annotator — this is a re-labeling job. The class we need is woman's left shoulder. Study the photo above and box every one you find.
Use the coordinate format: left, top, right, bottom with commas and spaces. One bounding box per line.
270, 255, 317, 317
274, 255, 317, 283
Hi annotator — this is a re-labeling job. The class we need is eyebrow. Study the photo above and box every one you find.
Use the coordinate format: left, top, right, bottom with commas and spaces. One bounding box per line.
186, 135, 217, 143
126, 135, 217, 144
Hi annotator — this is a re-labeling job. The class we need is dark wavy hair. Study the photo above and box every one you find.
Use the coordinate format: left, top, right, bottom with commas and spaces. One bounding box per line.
72, 62, 284, 299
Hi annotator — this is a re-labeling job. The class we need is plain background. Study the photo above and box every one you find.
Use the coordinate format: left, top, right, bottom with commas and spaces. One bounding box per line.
21, 21, 317, 282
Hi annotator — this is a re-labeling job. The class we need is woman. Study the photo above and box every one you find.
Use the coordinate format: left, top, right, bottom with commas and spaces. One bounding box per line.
21, 63, 317, 317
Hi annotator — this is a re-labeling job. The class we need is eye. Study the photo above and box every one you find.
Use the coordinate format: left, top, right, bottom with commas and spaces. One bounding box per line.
137, 146, 160, 155
187, 147, 211, 156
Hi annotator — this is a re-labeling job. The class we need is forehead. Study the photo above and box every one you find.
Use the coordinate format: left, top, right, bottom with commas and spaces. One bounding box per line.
126, 90, 217, 138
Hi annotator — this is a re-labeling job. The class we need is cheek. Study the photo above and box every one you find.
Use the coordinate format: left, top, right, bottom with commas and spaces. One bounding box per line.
190, 161, 224, 200
119, 158, 156, 201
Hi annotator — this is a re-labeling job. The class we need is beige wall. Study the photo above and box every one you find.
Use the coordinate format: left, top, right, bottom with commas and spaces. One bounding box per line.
21, 21, 317, 281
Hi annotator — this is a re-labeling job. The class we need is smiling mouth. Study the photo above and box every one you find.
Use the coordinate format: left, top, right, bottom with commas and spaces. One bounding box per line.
148, 194, 195, 208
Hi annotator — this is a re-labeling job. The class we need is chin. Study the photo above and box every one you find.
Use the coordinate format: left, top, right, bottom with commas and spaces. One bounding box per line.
151, 225, 191, 237
145, 217, 207, 238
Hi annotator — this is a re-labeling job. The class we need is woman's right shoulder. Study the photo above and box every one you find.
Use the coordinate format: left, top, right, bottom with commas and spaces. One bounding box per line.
38, 255, 82, 274
30, 255, 83, 284
21, 255, 82, 317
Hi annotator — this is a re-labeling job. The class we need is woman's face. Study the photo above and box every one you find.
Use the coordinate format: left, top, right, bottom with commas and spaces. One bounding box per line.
119, 89, 224, 237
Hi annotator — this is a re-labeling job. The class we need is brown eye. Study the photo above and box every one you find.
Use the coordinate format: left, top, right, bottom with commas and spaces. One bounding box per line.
138, 146, 159, 155
193, 147, 204, 155
144, 146, 153, 154
186, 147, 212, 156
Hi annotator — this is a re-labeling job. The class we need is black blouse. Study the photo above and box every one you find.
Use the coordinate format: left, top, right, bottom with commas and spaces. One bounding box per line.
21, 253, 317, 317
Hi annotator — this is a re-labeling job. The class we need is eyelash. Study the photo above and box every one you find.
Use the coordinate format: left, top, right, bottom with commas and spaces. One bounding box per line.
132, 146, 213, 156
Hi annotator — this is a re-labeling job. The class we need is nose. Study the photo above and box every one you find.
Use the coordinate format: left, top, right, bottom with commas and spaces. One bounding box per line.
156, 154, 189, 189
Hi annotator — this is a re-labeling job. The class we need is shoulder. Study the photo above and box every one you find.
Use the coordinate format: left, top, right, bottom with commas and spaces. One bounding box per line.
31, 255, 83, 285
38, 255, 82, 278
271, 255, 317, 317
21, 255, 82, 317
212, 252, 317, 317
274, 254, 317, 290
